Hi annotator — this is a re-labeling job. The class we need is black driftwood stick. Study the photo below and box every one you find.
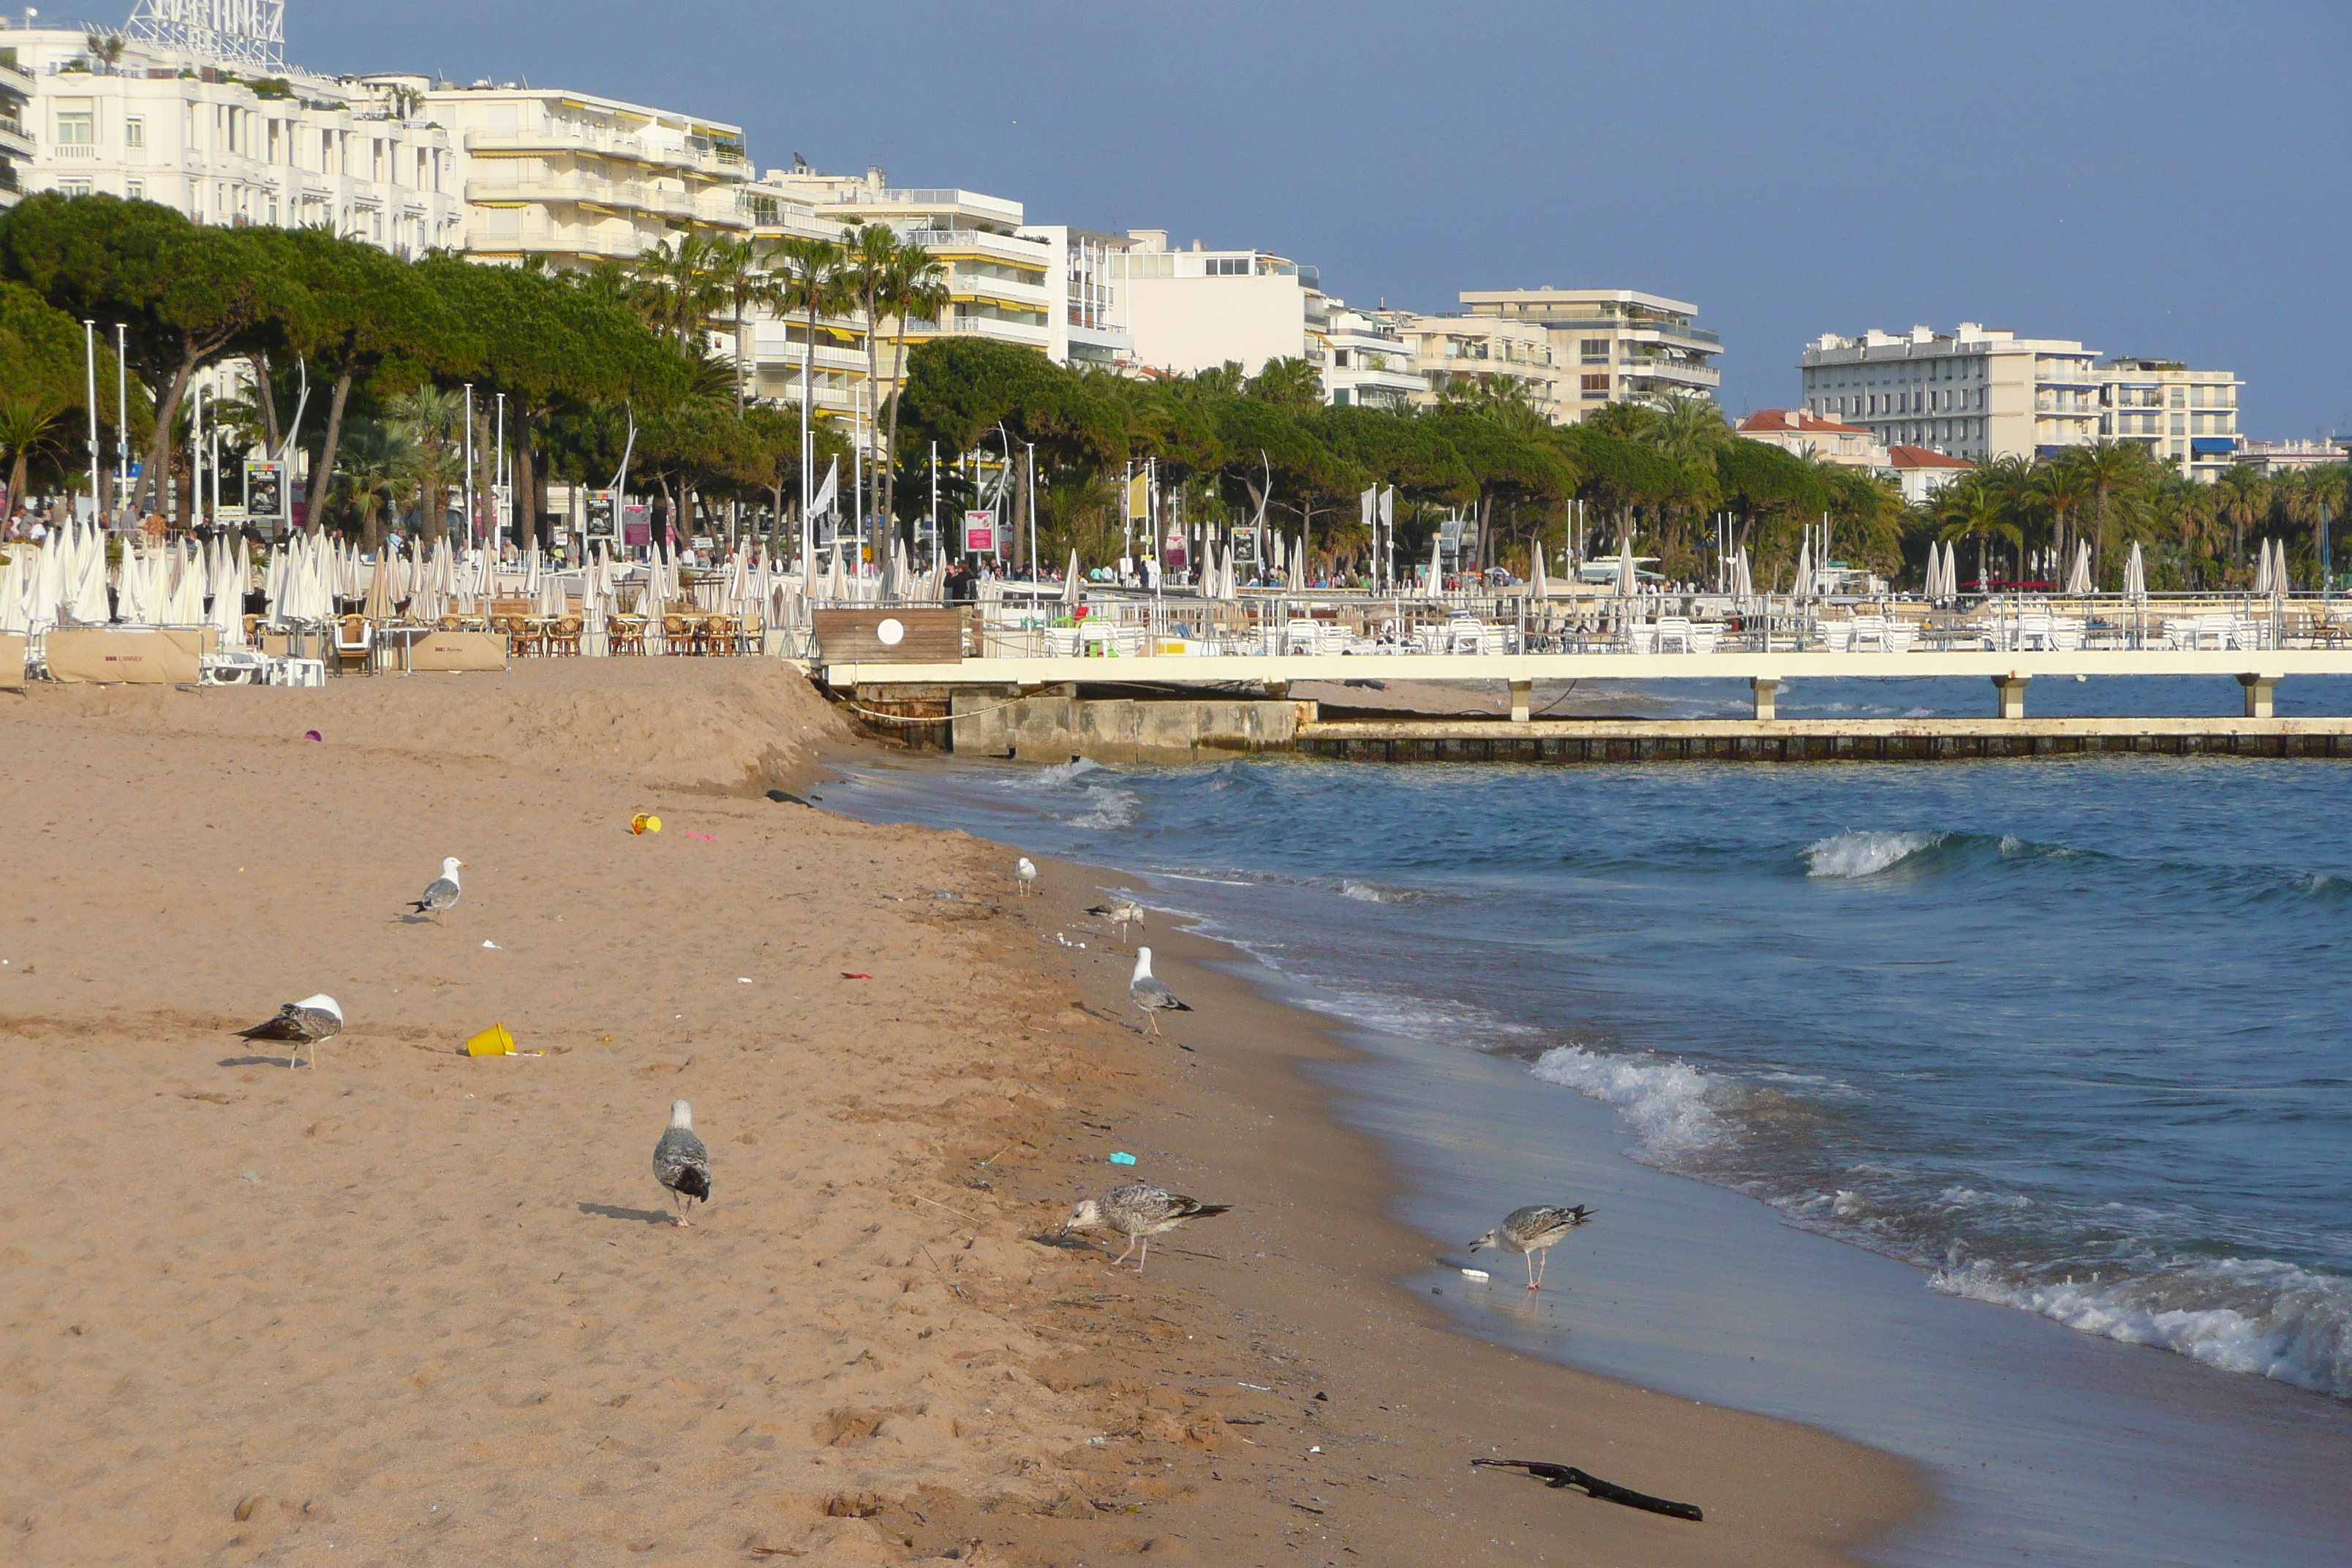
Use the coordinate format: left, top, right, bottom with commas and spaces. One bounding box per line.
1472, 1458, 1704, 1522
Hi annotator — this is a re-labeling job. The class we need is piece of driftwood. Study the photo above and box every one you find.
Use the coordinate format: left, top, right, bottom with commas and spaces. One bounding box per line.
1471, 1458, 1704, 1522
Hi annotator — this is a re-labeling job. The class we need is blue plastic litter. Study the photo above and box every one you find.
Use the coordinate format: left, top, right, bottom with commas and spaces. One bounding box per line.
1109, 1151, 1138, 1166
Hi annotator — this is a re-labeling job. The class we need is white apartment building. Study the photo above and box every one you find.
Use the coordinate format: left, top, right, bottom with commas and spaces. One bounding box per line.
2097, 357, 2240, 481
1888, 444, 1974, 504
1014, 224, 1133, 369
1736, 408, 1888, 467
735, 176, 871, 431
0, 42, 32, 209
1800, 324, 2098, 464
1108, 230, 1330, 377
1321, 301, 1422, 410
4, 21, 459, 252
1456, 287, 1721, 417
1377, 312, 1565, 420
404, 79, 750, 267
2232, 439, 2347, 478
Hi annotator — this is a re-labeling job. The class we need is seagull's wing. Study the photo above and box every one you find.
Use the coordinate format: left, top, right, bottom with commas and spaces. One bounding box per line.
1133, 976, 1191, 1012
653, 1127, 711, 1199
410, 876, 461, 913
236, 1005, 307, 1041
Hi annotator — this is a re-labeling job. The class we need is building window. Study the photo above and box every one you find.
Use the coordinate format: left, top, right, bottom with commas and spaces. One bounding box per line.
2170, 414, 2185, 435
55, 110, 94, 145
1580, 338, 1608, 362
125, 117, 146, 148
1580, 374, 1608, 397
126, 180, 143, 201
59, 179, 91, 197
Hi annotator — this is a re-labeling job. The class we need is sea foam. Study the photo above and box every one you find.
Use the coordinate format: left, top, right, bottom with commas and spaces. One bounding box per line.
1529, 1045, 1726, 1158
1804, 829, 1944, 879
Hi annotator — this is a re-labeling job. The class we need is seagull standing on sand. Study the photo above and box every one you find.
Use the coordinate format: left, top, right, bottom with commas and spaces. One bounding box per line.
1062, 1182, 1231, 1273
1015, 856, 1039, 897
234, 994, 343, 1070
407, 857, 465, 922
652, 1099, 711, 1227
1129, 946, 1191, 1035
1086, 898, 1145, 940
1469, 1203, 1596, 1292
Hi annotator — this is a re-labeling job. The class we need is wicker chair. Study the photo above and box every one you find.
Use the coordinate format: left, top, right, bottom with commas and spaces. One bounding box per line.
662, 614, 701, 656
608, 617, 647, 656
548, 615, 583, 657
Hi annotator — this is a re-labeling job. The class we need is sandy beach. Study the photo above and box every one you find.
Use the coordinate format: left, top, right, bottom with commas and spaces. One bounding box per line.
0, 660, 1918, 1565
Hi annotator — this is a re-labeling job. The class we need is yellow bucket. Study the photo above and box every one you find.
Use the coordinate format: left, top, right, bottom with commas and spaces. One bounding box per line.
466, 1022, 516, 1057
630, 813, 663, 835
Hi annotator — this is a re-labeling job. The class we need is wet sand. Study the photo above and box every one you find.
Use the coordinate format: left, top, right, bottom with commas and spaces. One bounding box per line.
0, 660, 1917, 1564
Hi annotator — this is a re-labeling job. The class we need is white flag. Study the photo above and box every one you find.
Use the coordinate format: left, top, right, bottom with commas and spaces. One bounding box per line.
811, 458, 839, 520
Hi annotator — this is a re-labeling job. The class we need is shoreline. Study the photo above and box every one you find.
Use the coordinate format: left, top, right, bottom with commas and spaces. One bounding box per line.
820, 742, 2352, 1567
0, 661, 1919, 1566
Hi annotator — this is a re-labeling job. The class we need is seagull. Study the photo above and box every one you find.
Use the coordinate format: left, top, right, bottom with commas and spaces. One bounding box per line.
234, 994, 343, 1070
1015, 856, 1039, 897
1469, 1204, 1596, 1292
652, 1098, 710, 1227
1129, 946, 1191, 1035
1085, 898, 1145, 940
1061, 1182, 1231, 1273
407, 857, 465, 921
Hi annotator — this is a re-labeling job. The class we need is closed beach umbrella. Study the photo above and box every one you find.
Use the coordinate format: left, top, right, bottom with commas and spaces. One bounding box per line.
1529, 541, 1551, 602
1793, 540, 1813, 602
1616, 535, 1637, 598
1063, 549, 1082, 606
2124, 541, 2146, 601
1733, 546, 1754, 600
1427, 529, 1441, 594
2066, 540, 2092, 595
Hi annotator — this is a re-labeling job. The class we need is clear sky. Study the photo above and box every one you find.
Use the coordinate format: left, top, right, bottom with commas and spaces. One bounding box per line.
287, 1, 2348, 440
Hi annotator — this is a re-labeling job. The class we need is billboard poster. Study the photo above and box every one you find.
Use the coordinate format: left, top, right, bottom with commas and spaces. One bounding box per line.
622, 505, 652, 547
243, 460, 287, 529
964, 509, 995, 554
584, 490, 617, 544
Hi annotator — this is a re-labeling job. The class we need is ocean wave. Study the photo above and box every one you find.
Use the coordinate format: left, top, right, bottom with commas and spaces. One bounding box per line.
1529, 1045, 1727, 1157
1336, 879, 1420, 905
1930, 1256, 2352, 1400
1067, 788, 1141, 831
1804, 829, 1947, 879
1030, 757, 1109, 787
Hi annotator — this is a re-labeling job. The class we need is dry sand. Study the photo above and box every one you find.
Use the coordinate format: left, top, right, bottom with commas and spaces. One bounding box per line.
0, 660, 1918, 1564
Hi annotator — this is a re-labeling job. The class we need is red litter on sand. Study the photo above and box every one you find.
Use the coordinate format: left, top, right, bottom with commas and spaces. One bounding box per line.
842, 972, 872, 980
685, 831, 714, 841
304, 730, 323, 742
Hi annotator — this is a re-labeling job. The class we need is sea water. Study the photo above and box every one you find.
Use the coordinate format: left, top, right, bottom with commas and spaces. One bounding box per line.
825, 681, 2352, 1559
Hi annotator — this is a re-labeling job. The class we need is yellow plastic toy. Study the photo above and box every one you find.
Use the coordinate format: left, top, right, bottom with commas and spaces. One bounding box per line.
465, 1022, 516, 1057
630, 813, 663, 835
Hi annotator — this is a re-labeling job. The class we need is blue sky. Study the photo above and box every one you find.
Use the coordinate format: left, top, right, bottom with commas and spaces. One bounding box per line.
290, 1, 2348, 440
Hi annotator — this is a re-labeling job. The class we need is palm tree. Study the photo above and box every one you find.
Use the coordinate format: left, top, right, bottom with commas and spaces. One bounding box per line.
385, 385, 464, 541
837, 222, 950, 534
2075, 441, 2146, 587
631, 233, 733, 355
769, 235, 856, 532
2213, 465, 2268, 573
332, 423, 410, 552
2029, 461, 2089, 582
0, 396, 69, 511
1643, 397, 1733, 462
1937, 478, 2021, 588
871, 245, 950, 529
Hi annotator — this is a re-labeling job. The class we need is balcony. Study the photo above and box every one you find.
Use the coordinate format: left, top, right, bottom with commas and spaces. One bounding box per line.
466, 175, 745, 227
903, 314, 1049, 350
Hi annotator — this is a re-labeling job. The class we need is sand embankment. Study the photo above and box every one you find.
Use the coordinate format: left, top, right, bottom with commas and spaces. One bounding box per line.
0, 660, 1915, 1564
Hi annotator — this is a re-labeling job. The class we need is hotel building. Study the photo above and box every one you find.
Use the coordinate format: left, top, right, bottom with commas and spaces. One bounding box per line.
2096, 357, 2241, 482
1108, 230, 1331, 378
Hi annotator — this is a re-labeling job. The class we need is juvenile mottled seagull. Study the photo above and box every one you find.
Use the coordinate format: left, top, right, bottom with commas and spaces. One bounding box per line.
1062, 1181, 1231, 1273
407, 857, 465, 921
652, 1098, 711, 1227
1085, 898, 1145, 939
1015, 856, 1039, 897
234, 993, 343, 1070
1469, 1203, 1596, 1292
1129, 946, 1191, 1035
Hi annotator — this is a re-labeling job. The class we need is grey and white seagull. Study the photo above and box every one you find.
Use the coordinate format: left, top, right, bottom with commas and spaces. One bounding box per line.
1061, 1181, 1231, 1273
1469, 1203, 1596, 1292
1015, 856, 1039, 897
652, 1098, 711, 1227
234, 994, 344, 1070
1129, 946, 1191, 1035
1085, 898, 1145, 940
406, 856, 466, 922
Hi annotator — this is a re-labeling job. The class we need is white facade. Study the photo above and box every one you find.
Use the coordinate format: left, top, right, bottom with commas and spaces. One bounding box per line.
1457, 287, 1720, 418
2232, 439, 2346, 478
2097, 357, 2241, 482
1016, 223, 1133, 368
1800, 324, 2099, 464
1108, 229, 1329, 377
1321, 301, 1421, 410
0, 44, 31, 208
410, 79, 750, 267
1888, 445, 1974, 505
6, 26, 459, 252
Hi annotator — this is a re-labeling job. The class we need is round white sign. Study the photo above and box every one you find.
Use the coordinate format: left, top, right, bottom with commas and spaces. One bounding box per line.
875, 617, 905, 647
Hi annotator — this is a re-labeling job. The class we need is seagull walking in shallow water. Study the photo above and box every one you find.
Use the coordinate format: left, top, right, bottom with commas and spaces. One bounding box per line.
1470, 1203, 1595, 1292
1062, 1182, 1231, 1273
407, 857, 465, 922
234, 994, 343, 1070
1015, 856, 1039, 897
1129, 946, 1191, 1035
652, 1099, 710, 1227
